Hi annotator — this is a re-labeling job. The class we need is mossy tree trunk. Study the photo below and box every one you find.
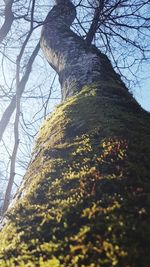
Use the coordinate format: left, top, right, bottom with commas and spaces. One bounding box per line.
0, 1, 150, 267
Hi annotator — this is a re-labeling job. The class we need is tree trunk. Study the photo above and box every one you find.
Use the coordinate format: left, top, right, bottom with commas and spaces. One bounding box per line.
0, 1, 150, 266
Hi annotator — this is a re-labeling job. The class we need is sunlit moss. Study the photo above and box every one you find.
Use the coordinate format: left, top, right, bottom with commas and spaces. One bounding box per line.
0, 82, 150, 266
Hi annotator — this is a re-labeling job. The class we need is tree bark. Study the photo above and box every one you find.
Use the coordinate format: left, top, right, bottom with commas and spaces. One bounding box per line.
0, 1, 150, 266
40, 0, 123, 101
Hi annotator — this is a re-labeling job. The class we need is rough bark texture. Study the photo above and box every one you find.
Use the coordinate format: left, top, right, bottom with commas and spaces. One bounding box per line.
40, 0, 123, 101
0, 1, 150, 266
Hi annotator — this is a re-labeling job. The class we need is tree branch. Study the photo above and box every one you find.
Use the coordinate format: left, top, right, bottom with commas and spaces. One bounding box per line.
0, 42, 40, 142
0, 0, 14, 44
85, 0, 105, 45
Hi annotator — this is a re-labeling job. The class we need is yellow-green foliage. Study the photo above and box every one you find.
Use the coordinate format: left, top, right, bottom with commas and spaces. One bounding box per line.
0, 83, 150, 267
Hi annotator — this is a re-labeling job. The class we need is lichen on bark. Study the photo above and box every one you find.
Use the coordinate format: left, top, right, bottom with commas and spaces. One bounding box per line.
0, 1, 150, 267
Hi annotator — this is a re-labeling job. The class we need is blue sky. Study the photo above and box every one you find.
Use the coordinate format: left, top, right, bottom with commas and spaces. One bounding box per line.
134, 79, 150, 112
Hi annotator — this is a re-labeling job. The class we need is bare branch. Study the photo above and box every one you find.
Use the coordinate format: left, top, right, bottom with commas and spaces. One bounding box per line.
85, 0, 105, 45
0, 42, 40, 142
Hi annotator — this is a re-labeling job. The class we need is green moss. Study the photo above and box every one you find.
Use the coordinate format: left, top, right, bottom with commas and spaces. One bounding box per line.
0, 83, 150, 267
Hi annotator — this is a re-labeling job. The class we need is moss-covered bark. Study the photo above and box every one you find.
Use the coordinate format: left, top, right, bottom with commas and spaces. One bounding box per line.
0, 81, 150, 267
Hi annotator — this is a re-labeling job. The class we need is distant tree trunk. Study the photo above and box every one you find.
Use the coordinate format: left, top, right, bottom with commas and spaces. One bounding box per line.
0, 0, 14, 44
0, 1, 150, 267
